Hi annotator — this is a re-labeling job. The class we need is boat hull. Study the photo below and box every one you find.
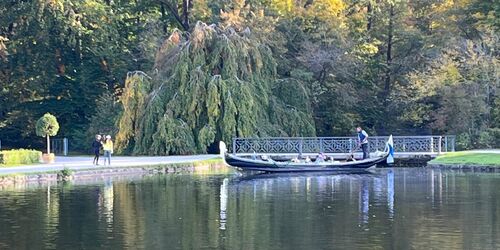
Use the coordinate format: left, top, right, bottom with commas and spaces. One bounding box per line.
224, 154, 388, 173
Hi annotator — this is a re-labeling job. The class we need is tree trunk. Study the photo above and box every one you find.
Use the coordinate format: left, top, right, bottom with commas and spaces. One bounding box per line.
47, 135, 50, 154
384, 3, 394, 102
182, 0, 190, 30
55, 48, 65, 75
367, 1, 373, 31
379, 3, 394, 134
161, 0, 189, 31
304, 0, 314, 8
160, 3, 168, 32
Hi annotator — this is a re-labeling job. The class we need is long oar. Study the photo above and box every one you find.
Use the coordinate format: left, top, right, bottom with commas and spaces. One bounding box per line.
347, 144, 361, 160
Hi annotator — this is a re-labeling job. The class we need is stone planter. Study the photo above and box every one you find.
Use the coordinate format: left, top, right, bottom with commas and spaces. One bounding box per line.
42, 153, 55, 164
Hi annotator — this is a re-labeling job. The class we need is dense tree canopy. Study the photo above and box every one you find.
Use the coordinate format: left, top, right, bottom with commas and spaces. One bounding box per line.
115, 22, 315, 155
0, 0, 498, 153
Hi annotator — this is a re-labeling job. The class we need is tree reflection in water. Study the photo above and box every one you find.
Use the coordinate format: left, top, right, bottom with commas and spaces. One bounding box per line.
219, 178, 228, 230
1, 169, 500, 249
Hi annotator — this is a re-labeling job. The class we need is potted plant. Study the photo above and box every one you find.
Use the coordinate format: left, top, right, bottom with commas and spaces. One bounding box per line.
36, 113, 60, 163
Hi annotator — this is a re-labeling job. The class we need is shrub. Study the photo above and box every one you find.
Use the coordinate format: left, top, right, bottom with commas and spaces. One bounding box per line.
456, 133, 471, 150
58, 167, 73, 181
36, 113, 60, 154
489, 128, 500, 148
478, 131, 492, 148
0, 149, 43, 165
477, 128, 500, 149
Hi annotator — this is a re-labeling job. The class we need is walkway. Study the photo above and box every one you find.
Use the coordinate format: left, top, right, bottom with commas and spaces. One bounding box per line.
468, 149, 500, 154
0, 155, 219, 175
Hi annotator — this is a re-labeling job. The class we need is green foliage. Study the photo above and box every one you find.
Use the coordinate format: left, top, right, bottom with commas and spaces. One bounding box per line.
83, 92, 122, 152
0, 149, 42, 166
1, 0, 499, 153
0, 0, 162, 151
116, 22, 315, 155
403, 40, 499, 140
35, 113, 60, 137
477, 128, 500, 149
58, 167, 73, 180
456, 133, 472, 151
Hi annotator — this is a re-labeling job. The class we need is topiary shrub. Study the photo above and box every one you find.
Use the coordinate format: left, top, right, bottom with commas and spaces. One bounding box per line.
36, 113, 60, 154
0, 149, 42, 165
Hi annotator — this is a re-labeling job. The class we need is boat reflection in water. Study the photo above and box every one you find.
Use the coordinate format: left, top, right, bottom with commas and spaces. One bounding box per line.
359, 180, 369, 225
387, 169, 394, 219
219, 178, 228, 230
224, 169, 396, 231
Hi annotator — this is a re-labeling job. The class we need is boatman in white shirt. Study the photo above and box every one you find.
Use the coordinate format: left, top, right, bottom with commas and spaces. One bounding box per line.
356, 126, 370, 159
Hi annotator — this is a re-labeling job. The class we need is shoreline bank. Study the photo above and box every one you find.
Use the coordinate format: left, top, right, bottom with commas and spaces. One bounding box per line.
427, 151, 500, 170
0, 155, 227, 187
426, 163, 500, 171
0, 161, 229, 187
0, 155, 221, 175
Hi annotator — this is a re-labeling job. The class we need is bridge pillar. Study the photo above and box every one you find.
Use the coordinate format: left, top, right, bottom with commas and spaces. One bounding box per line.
63, 138, 68, 156
299, 139, 303, 157
438, 136, 442, 154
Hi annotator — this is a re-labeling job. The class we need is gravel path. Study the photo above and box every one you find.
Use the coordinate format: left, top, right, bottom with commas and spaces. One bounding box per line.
0, 155, 220, 175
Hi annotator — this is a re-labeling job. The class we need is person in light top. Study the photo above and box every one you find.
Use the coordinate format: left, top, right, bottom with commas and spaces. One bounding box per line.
316, 152, 325, 163
102, 135, 114, 166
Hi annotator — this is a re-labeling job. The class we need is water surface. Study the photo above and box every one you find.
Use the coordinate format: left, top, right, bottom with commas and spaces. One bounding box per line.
0, 168, 499, 249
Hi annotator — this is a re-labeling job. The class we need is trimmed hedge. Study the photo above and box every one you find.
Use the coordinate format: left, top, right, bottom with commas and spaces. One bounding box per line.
0, 149, 42, 165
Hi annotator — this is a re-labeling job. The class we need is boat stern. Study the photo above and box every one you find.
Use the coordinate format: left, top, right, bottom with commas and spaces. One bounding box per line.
219, 141, 229, 165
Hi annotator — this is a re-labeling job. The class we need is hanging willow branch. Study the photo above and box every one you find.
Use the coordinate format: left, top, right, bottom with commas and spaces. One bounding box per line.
116, 21, 315, 155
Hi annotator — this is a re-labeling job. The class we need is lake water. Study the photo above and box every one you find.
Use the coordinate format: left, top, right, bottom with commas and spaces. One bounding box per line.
0, 168, 499, 249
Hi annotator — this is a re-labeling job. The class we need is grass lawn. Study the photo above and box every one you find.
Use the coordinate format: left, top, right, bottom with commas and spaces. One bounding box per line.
430, 152, 500, 166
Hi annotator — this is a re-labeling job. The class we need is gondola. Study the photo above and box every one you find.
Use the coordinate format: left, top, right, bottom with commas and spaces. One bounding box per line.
219, 135, 395, 173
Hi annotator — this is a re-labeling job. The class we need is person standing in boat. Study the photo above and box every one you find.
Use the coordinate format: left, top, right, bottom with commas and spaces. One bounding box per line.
356, 126, 370, 159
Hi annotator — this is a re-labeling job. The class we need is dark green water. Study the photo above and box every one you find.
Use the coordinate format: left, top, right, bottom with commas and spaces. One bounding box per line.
1, 168, 500, 249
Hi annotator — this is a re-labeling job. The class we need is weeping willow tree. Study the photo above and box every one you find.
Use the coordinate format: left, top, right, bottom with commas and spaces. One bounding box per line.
116, 22, 315, 155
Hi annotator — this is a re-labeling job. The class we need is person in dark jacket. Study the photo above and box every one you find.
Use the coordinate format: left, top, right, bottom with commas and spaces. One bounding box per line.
357, 126, 370, 160
92, 135, 102, 165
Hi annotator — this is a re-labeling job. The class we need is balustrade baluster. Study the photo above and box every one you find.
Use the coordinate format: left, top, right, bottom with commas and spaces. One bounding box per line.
227, 135, 456, 157
438, 136, 442, 154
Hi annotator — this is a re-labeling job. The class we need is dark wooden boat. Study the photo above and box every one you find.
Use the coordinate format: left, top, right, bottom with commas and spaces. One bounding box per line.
219, 136, 394, 173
